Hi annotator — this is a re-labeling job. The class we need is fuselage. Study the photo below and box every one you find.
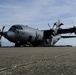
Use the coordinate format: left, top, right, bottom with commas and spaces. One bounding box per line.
3, 25, 44, 45
3, 24, 61, 46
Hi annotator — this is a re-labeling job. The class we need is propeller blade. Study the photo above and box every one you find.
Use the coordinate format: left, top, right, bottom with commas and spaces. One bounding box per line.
0, 34, 2, 47
57, 19, 61, 25
0, 26, 5, 47
72, 26, 76, 34
48, 23, 51, 29
54, 19, 63, 27
2, 26, 5, 32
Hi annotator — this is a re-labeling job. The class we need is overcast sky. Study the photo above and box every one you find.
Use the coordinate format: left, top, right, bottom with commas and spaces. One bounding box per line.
0, 0, 76, 46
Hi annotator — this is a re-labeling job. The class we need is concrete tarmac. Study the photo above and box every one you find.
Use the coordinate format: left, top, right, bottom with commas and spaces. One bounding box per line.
0, 47, 76, 75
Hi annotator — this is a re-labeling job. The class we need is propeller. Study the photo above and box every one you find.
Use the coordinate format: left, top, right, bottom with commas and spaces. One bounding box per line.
71, 20, 76, 35
69, 25, 75, 35
0, 26, 5, 47
47, 19, 64, 37
53, 19, 64, 28
73, 26, 76, 34
69, 20, 76, 35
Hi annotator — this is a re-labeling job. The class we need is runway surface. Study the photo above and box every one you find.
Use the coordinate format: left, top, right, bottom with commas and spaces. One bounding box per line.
0, 47, 76, 75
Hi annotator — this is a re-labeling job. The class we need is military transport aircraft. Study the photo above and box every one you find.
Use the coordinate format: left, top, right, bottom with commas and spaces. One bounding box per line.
0, 19, 76, 47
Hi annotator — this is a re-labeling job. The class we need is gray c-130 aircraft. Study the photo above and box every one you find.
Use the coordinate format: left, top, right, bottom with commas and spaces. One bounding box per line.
0, 19, 76, 47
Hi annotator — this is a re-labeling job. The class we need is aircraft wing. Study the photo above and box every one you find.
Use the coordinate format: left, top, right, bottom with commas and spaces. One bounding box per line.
57, 27, 76, 34
61, 36, 76, 38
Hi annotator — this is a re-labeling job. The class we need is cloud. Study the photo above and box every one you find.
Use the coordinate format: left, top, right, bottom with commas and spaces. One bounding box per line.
0, 0, 75, 24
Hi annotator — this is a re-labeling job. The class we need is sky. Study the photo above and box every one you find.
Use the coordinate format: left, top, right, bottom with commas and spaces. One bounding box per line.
0, 0, 76, 46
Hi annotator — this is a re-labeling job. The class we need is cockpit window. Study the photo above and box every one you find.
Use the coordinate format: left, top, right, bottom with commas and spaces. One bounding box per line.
12, 26, 23, 29
9, 25, 23, 31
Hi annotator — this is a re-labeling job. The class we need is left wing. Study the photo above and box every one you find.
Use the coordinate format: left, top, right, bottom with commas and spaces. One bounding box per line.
57, 27, 76, 34
61, 36, 76, 38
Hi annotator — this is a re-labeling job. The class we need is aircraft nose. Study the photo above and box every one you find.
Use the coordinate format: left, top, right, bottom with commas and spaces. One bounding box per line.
4, 31, 15, 41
